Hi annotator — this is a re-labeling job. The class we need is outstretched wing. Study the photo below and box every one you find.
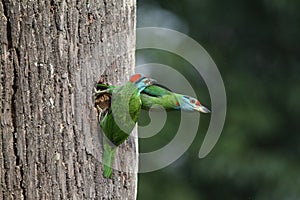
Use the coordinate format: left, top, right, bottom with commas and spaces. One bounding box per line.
142, 84, 173, 97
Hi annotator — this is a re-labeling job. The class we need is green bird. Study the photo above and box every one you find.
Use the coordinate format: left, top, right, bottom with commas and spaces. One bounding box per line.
94, 74, 156, 178
141, 84, 210, 113
96, 83, 210, 113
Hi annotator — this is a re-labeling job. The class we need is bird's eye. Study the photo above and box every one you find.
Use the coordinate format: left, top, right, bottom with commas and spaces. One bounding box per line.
190, 99, 195, 104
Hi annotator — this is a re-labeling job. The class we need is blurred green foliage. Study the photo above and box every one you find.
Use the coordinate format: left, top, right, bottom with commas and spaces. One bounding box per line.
136, 0, 300, 199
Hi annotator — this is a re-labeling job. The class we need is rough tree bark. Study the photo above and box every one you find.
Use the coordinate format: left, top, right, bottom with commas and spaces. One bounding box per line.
0, 0, 137, 199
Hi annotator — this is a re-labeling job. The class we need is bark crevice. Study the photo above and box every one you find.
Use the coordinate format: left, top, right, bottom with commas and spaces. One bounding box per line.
11, 27, 26, 200
1, 0, 12, 49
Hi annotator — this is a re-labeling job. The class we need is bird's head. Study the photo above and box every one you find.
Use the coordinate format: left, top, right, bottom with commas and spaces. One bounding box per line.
177, 95, 210, 113
130, 73, 157, 92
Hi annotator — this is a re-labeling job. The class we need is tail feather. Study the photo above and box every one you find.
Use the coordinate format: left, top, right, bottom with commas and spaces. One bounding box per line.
102, 141, 116, 178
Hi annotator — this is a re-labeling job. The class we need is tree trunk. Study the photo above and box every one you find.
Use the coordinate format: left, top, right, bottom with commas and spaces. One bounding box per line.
0, 0, 137, 199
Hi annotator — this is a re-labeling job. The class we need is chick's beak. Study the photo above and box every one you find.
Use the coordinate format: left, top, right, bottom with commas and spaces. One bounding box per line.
196, 105, 211, 113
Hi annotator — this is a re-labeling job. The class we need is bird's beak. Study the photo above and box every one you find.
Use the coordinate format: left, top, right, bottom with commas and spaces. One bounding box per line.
196, 105, 211, 113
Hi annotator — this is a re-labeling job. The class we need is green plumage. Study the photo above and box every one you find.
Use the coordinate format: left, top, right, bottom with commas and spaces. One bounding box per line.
140, 85, 179, 110
96, 83, 210, 113
95, 74, 155, 178
100, 83, 141, 146
141, 84, 211, 113
95, 79, 210, 178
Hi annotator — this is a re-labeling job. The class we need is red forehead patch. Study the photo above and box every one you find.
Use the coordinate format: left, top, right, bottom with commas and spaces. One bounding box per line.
130, 74, 142, 83
176, 101, 180, 106
196, 101, 201, 106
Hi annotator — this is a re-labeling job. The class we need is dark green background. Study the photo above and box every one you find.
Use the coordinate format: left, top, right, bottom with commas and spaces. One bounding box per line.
136, 0, 300, 199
